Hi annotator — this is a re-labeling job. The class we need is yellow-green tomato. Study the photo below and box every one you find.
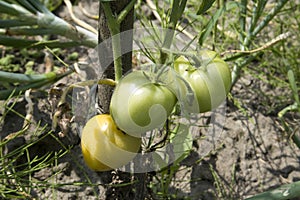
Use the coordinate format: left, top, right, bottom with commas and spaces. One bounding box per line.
81, 114, 141, 171
110, 71, 177, 137
174, 50, 231, 113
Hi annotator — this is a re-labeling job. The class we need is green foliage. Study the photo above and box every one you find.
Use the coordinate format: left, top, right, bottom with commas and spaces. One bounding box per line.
0, 127, 65, 198
0, 0, 97, 48
40, 0, 63, 11
136, 0, 300, 199
198, 1, 239, 46
197, 0, 216, 15
0, 54, 20, 72
245, 181, 300, 200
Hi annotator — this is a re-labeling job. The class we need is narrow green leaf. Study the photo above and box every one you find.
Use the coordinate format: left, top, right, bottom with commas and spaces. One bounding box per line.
0, 71, 56, 83
169, 123, 193, 163
40, 0, 63, 11
15, 0, 38, 13
245, 181, 300, 200
151, 123, 193, 171
0, 1, 31, 16
198, 6, 223, 46
252, 0, 289, 37
0, 70, 73, 100
198, 2, 239, 46
0, 20, 37, 28
197, 0, 216, 15
27, 0, 52, 14
0, 35, 37, 48
0, 79, 52, 100
0, 35, 95, 48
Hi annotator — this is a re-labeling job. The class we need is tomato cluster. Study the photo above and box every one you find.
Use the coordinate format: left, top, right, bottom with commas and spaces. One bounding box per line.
81, 50, 231, 171
110, 50, 231, 135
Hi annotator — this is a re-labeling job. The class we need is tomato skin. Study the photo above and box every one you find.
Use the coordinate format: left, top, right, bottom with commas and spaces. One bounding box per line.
81, 114, 141, 171
110, 71, 177, 137
174, 50, 231, 113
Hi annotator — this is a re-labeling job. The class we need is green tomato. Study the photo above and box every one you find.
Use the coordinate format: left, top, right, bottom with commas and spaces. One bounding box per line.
174, 50, 231, 113
110, 71, 177, 137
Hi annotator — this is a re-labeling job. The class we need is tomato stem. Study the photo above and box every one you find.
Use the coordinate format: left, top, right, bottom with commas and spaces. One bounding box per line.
101, 2, 122, 82
101, 0, 136, 82
161, 48, 202, 68
160, 0, 187, 63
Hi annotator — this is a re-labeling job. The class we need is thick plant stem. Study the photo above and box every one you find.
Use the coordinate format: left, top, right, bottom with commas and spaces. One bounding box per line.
101, 2, 122, 82
98, 0, 134, 113
97, 2, 151, 200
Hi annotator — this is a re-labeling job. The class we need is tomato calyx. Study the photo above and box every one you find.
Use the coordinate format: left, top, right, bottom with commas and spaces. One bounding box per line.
161, 48, 221, 72
140, 64, 173, 87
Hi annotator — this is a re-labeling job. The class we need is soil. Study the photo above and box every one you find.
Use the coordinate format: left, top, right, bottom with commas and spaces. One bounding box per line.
1, 1, 300, 200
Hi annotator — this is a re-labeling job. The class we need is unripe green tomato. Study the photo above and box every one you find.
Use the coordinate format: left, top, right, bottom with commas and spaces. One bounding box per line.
174, 50, 231, 113
110, 71, 177, 137
81, 114, 141, 171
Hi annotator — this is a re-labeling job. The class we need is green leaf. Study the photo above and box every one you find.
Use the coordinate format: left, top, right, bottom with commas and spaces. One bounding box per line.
15, 0, 38, 14
169, 123, 193, 163
40, 0, 63, 11
197, 0, 216, 15
0, 1, 32, 16
27, 0, 52, 14
198, 1, 239, 46
0, 70, 56, 83
245, 181, 300, 200
151, 123, 193, 170
0, 20, 37, 28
